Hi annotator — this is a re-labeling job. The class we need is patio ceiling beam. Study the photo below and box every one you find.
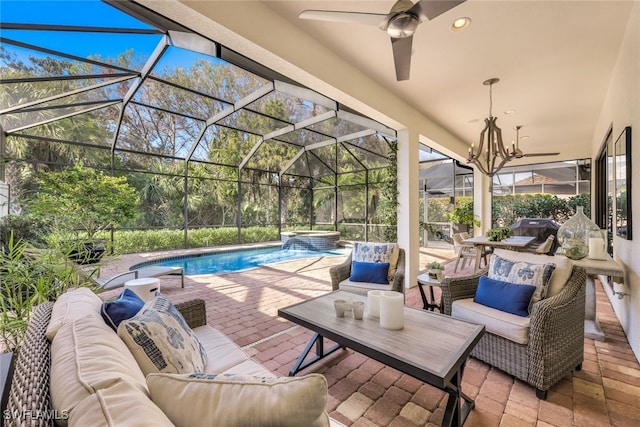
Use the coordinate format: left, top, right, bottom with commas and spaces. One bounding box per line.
204, 83, 275, 127
0, 37, 134, 74
14, 99, 120, 114
113, 34, 170, 152
273, 81, 337, 111
0, 23, 162, 34
1, 72, 138, 84
238, 137, 265, 171
279, 148, 306, 177
168, 31, 217, 57
337, 110, 396, 139
305, 137, 338, 152
0, 75, 135, 115
5, 101, 120, 134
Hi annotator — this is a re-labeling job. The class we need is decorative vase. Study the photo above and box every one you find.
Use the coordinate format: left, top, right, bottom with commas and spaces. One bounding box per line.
557, 206, 603, 260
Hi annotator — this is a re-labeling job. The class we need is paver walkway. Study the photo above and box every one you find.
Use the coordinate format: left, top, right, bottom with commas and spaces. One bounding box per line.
99, 245, 640, 426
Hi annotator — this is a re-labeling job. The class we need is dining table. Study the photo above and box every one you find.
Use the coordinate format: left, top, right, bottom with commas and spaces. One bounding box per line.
462, 235, 536, 271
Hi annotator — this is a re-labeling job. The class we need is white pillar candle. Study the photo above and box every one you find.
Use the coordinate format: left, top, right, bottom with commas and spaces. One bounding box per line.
379, 291, 404, 330
588, 238, 605, 259
367, 290, 382, 318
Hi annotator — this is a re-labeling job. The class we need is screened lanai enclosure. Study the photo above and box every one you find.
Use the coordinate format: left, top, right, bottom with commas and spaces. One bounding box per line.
0, 0, 398, 250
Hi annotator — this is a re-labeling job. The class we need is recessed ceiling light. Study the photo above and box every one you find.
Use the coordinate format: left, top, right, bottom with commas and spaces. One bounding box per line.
520, 135, 530, 140
450, 17, 471, 31
467, 118, 481, 124
504, 110, 516, 115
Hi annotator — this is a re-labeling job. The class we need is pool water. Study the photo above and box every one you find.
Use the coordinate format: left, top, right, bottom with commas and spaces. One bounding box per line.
146, 247, 347, 275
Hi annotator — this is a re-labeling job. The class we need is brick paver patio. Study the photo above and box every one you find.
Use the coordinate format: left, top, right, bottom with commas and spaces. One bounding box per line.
99, 245, 640, 426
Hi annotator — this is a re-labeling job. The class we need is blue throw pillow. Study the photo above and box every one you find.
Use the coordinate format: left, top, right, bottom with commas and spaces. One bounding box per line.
474, 276, 537, 317
101, 288, 145, 331
350, 261, 390, 284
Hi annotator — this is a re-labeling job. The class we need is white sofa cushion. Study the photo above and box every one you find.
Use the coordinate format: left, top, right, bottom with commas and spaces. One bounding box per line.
46, 287, 102, 341
492, 249, 573, 298
118, 293, 207, 376
50, 315, 149, 426
192, 325, 272, 376
452, 298, 531, 345
352, 242, 400, 280
147, 372, 330, 427
68, 380, 173, 427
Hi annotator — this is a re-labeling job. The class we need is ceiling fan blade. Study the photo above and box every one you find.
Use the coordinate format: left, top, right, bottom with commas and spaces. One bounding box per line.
410, 0, 467, 21
391, 36, 413, 81
299, 10, 387, 26
522, 152, 560, 157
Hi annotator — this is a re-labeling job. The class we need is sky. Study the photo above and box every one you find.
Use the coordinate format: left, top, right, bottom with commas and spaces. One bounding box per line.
1, 0, 161, 61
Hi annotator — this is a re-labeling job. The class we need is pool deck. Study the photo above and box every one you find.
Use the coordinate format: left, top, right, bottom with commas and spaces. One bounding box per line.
98, 245, 640, 427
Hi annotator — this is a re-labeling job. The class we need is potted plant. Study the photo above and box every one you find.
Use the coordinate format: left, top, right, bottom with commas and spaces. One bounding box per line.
447, 204, 481, 234
25, 165, 139, 264
486, 227, 513, 242
425, 261, 445, 281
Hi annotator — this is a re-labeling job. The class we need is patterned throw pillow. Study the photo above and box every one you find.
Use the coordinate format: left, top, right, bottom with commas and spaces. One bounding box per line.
147, 372, 329, 427
118, 293, 207, 376
352, 242, 400, 281
488, 254, 556, 307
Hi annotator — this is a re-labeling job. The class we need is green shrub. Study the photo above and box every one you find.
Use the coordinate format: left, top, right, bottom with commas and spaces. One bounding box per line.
0, 234, 91, 350
0, 214, 52, 249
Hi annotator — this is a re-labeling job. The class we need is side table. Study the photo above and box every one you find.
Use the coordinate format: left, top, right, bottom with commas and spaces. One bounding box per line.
124, 277, 160, 302
417, 273, 443, 312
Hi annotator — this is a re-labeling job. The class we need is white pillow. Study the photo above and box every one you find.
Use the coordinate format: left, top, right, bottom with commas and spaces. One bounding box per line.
147, 373, 330, 427
46, 287, 102, 341
118, 293, 207, 376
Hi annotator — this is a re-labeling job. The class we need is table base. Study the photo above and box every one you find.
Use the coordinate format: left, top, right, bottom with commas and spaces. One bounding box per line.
292, 332, 474, 427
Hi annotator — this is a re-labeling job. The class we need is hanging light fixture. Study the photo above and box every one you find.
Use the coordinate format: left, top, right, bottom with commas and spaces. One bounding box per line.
467, 78, 515, 177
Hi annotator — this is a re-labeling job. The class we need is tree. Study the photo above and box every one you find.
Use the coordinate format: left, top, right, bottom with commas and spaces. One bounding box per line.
25, 165, 139, 239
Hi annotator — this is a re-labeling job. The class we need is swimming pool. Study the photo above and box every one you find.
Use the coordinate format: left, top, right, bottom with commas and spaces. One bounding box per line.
133, 246, 347, 275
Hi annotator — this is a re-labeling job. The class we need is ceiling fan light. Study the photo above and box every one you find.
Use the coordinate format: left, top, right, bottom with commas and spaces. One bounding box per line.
387, 13, 418, 38
450, 17, 471, 31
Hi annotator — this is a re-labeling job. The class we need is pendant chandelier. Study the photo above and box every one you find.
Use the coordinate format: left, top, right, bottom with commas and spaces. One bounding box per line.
467, 78, 515, 177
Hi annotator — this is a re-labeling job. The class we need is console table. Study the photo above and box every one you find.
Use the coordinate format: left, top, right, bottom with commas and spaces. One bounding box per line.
560, 254, 624, 341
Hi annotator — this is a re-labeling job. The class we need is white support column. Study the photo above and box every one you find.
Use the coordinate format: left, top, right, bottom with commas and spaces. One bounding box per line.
473, 170, 491, 235
396, 129, 420, 289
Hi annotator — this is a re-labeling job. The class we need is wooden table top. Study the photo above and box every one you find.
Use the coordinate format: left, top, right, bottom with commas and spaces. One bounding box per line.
278, 291, 485, 388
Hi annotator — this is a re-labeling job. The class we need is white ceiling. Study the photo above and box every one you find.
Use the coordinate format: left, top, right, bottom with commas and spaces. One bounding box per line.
259, 0, 634, 161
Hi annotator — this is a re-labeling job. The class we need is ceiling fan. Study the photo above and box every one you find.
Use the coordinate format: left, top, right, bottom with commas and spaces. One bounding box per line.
513, 126, 560, 158
298, 0, 466, 81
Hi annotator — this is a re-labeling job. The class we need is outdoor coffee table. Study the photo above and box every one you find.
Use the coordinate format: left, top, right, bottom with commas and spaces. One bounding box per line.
278, 290, 485, 427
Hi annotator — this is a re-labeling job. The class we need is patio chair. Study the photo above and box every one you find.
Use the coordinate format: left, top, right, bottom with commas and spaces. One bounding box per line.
440, 249, 586, 399
90, 266, 185, 291
452, 232, 488, 272
329, 243, 405, 296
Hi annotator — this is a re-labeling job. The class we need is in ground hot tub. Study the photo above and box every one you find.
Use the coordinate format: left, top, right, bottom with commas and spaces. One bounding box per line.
281, 231, 340, 251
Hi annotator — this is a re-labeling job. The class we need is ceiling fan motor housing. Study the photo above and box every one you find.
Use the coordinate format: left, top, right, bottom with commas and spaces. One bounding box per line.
387, 12, 419, 38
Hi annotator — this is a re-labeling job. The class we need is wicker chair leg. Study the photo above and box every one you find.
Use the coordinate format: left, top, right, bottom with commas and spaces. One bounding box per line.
536, 389, 547, 400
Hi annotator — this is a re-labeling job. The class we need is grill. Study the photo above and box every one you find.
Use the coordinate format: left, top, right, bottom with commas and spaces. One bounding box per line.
511, 218, 560, 253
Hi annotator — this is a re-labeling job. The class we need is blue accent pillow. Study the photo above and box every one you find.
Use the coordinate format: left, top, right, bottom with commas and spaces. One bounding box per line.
101, 288, 145, 331
350, 261, 390, 284
474, 276, 537, 317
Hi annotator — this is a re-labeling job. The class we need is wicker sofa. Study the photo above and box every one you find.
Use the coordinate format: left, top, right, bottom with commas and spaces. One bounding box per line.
4, 292, 336, 426
329, 246, 405, 295
440, 249, 586, 399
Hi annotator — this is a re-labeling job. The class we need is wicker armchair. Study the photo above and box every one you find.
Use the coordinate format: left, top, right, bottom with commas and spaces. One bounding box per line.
440, 265, 586, 399
329, 249, 405, 295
